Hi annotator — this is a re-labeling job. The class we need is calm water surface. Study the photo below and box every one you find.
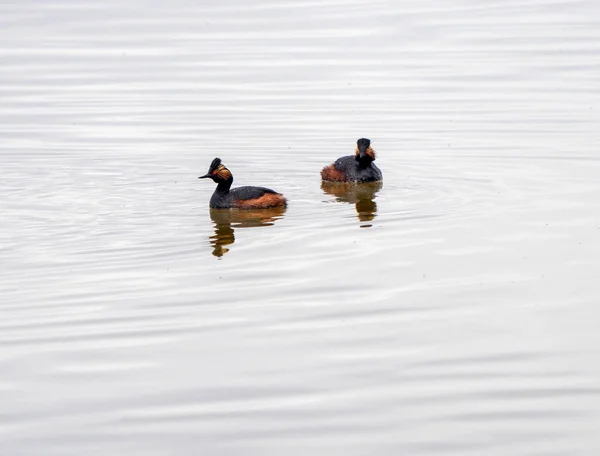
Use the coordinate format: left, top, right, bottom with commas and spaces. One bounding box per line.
1, 0, 600, 454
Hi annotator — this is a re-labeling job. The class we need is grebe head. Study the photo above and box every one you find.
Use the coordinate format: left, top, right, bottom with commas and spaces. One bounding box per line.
199, 157, 233, 184
355, 138, 376, 161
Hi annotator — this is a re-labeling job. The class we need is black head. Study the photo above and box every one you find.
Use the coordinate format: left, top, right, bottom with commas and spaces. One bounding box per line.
199, 157, 233, 183
355, 138, 375, 162
357, 138, 371, 151
208, 157, 222, 174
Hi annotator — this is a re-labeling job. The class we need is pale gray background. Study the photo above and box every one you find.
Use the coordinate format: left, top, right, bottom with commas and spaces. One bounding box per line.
1, 0, 600, 454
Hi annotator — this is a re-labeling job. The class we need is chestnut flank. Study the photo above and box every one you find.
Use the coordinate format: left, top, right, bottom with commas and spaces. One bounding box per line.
321, 164, 346, 182
233, 193, 287, 209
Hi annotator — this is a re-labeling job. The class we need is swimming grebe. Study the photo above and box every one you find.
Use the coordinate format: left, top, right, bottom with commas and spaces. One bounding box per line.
199, 158, 287, 209
321, 138, 382, 183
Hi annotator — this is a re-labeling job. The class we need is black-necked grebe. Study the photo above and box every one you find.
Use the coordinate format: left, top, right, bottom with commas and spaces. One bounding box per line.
321, 138, 382, 183
199, 158, 287, 209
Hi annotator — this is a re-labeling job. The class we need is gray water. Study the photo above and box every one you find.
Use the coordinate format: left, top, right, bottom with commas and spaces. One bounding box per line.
2, 0, 600, 454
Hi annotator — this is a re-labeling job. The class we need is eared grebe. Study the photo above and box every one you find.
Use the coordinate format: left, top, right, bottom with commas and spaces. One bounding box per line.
199, 158, 287, 209
321, 138, 382, 183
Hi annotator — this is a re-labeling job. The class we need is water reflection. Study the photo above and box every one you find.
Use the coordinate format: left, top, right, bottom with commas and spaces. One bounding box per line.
321, 181, 382, 227
208, 207, 286, 257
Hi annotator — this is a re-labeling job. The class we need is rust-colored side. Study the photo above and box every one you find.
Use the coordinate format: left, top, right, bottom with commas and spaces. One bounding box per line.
321, 164, 346, 182
233, 193, 287, 209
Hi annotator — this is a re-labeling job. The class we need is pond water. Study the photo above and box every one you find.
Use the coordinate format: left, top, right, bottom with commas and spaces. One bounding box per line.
1, 0, 600, 454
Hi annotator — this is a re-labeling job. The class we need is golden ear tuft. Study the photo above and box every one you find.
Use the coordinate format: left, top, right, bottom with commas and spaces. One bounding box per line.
216, 166, 232, 180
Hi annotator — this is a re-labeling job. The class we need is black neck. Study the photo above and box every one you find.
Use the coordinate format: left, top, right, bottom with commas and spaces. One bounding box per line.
357, 155, 373, 168
215, 179, 233, 193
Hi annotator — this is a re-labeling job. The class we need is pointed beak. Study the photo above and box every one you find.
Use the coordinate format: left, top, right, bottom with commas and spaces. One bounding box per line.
358, 144, 368, 158
199, 174, 211, 179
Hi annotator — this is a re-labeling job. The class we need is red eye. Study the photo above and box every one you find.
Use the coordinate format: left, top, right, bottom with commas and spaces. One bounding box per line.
212, 171, 217, 175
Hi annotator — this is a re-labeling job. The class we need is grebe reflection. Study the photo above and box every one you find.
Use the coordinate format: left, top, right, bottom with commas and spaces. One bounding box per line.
321, 181, 382, 227
208, 207, 286, 257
